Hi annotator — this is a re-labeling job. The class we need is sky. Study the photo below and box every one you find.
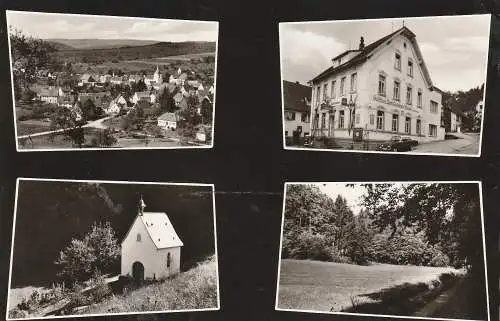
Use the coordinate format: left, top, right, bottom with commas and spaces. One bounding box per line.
6, 10, 218, 42
280, 14, 491, 92
316, 183, 365, 215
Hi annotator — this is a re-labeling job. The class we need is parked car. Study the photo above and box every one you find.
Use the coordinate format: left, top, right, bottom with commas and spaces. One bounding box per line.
376, 135, 414, 152
303, 135, 313, 147
402, 137, 418, 147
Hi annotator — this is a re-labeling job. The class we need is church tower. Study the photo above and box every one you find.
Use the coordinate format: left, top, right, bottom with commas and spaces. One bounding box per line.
154, 66, 162, 84
138, 195, 146, 216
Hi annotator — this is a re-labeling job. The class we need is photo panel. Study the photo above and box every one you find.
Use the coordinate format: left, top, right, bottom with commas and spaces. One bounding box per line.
6, 178, 220, 320
6, 10, 218, 151
275, 181, 490, 321
280, 14, 491, 157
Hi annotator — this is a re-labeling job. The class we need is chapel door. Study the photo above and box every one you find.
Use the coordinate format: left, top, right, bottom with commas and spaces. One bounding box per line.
132, 261, 145, 282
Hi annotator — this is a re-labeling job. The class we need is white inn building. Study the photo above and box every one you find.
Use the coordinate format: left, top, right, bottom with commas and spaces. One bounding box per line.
310, 26, 445, 144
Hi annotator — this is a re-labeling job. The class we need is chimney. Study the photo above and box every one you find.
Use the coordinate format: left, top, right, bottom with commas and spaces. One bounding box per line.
359, 36, 365, 50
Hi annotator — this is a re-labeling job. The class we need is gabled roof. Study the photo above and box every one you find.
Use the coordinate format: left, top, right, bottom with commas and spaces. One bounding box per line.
158, 112, 177, 122
135, 91, 151, 98
35, 87, 59, 97
283, 80, 311, 112
311, 26, 433, 89
141, 212, 183, 249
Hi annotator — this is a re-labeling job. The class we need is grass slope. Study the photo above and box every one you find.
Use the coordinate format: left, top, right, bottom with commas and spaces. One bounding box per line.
79, 256, 218, 314
277, 259, 458, 312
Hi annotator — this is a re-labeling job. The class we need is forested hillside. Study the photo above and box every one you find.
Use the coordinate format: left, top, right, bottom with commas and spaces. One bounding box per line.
282, 183, 485, 273
51, 41, 216, 64
11, 181, 215, 287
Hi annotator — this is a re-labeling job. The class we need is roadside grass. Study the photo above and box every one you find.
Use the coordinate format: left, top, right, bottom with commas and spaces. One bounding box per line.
78, 255, 218, 314
277, 259, 459, 313
17, 120, 52, 136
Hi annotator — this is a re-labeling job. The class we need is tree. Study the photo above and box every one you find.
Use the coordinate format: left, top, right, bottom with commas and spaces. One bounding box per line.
132, 79, 147, 93
158, 89, 176, 113
8, 27, 58, 95
358, 183, 483, 271
55, 222, 120, 287
91, 129, 117, 147
50, 107, 85, 148
80, 99, 103, 121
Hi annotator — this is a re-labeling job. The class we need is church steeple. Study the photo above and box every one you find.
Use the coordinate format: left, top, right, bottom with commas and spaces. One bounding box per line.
138, 195, 146, 216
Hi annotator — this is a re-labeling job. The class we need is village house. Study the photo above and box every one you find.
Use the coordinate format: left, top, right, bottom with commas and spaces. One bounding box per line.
283, 80, 312, 137
309, 26, 445, 146
157, 112, 178, 130
121, 198, 183, 281
99, 74, 111, 84
33, 86, 64, 104
132, 91, 157, 104
57, 94, 76, 108
442, 103, 464, 133
105, 95, 128, 115
173, 92, 185, 107
78, 74, 97, 87
128, 74, 143, 84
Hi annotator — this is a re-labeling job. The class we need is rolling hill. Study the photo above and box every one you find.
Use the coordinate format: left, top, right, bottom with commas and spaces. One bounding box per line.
46, 38, 160, 50
50, 41, 217, 63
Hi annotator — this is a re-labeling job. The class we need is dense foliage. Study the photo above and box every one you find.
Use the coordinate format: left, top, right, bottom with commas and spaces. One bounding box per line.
54, 222, 120, 287
282, 183, 483, 270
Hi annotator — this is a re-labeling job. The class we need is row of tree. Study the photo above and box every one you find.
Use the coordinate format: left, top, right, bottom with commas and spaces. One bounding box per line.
282, 183, 484, 273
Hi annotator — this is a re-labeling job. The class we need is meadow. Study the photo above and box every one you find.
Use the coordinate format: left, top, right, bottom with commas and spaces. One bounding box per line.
277, 259, 459, 313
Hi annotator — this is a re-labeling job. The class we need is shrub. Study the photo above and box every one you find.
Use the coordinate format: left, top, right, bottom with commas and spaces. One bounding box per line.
289, 231, 331, 261
428, 252, 450, 267
8, 308, 26, 319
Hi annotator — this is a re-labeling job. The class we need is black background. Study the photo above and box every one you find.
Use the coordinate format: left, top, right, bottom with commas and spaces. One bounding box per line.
0, 0, 499, 321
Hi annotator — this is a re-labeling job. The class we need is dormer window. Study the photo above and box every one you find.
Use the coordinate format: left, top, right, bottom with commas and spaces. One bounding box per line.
395, 51, 401, 71
137, 233, 141, 242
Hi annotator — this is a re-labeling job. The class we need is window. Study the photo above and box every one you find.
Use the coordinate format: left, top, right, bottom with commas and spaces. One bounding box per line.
316, 86, 320, 104
429, 124, 437, 137
321, 112, 326, 128
350, 73, 357, 93
417, 90, 422, 108
340, 77, 346, 96
378, 74, 386, 96
297, 126, 302, 132
406, 86, 412, 105
430, 100, 438, 113
376, 111, 384, 130
137, 233, 141, 242
323, 83, 328, 99
416, 119, 421, 135
369, 114, 375, 125
331, 80, 336, 98
408, 59, 413, 77
301, 112, 310, 122
339, 110, 345, 128
167, 252, 171, 268
355, 113, 360, 124
285, 111, 295, 121
392, 114, 399, 132
395, 51, 401, 70
313, 114, 319, 129
285, 131, 288, 136
405, 117, 411, 134
393, 80, 400, 101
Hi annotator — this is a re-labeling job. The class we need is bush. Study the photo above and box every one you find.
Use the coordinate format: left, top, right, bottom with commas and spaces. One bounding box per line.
8, 308, 26, 319
289, 231, 331, 261
428, 252, 450, 267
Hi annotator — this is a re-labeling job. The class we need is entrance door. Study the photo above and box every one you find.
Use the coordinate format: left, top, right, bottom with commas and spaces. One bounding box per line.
329, 115, 335, 137
132, 261, 144, 281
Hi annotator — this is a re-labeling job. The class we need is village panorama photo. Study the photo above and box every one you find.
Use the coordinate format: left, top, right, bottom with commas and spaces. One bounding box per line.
6, 178, 219, 320
275, 182, 490, 321
280, 14, 491, 156
6, 10, 218, 151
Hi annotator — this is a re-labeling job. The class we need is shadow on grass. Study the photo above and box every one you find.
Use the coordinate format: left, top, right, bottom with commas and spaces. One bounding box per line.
340, 272, 461, 316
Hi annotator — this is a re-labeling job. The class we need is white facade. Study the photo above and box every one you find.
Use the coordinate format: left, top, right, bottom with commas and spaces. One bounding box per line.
284, 110, 311, 137
310, 28, 444, 143
121, 202, 183, 280
158, 119, 177, 130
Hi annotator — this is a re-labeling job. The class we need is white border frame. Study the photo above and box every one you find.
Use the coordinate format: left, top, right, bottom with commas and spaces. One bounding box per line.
5, 10, 219, 152
6, 178, 221, 320
279, 14, 492, 158
275, 181, 490, 321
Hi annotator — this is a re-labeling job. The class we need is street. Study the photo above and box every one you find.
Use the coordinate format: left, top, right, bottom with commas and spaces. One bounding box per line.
412, 132, 480, 155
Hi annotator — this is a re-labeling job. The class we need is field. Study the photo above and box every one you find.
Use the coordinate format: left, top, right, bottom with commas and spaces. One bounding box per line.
78, 256, 218, 314
16, 119, 52, 136
277, 259, 458, 313
127, 52, 216, 65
